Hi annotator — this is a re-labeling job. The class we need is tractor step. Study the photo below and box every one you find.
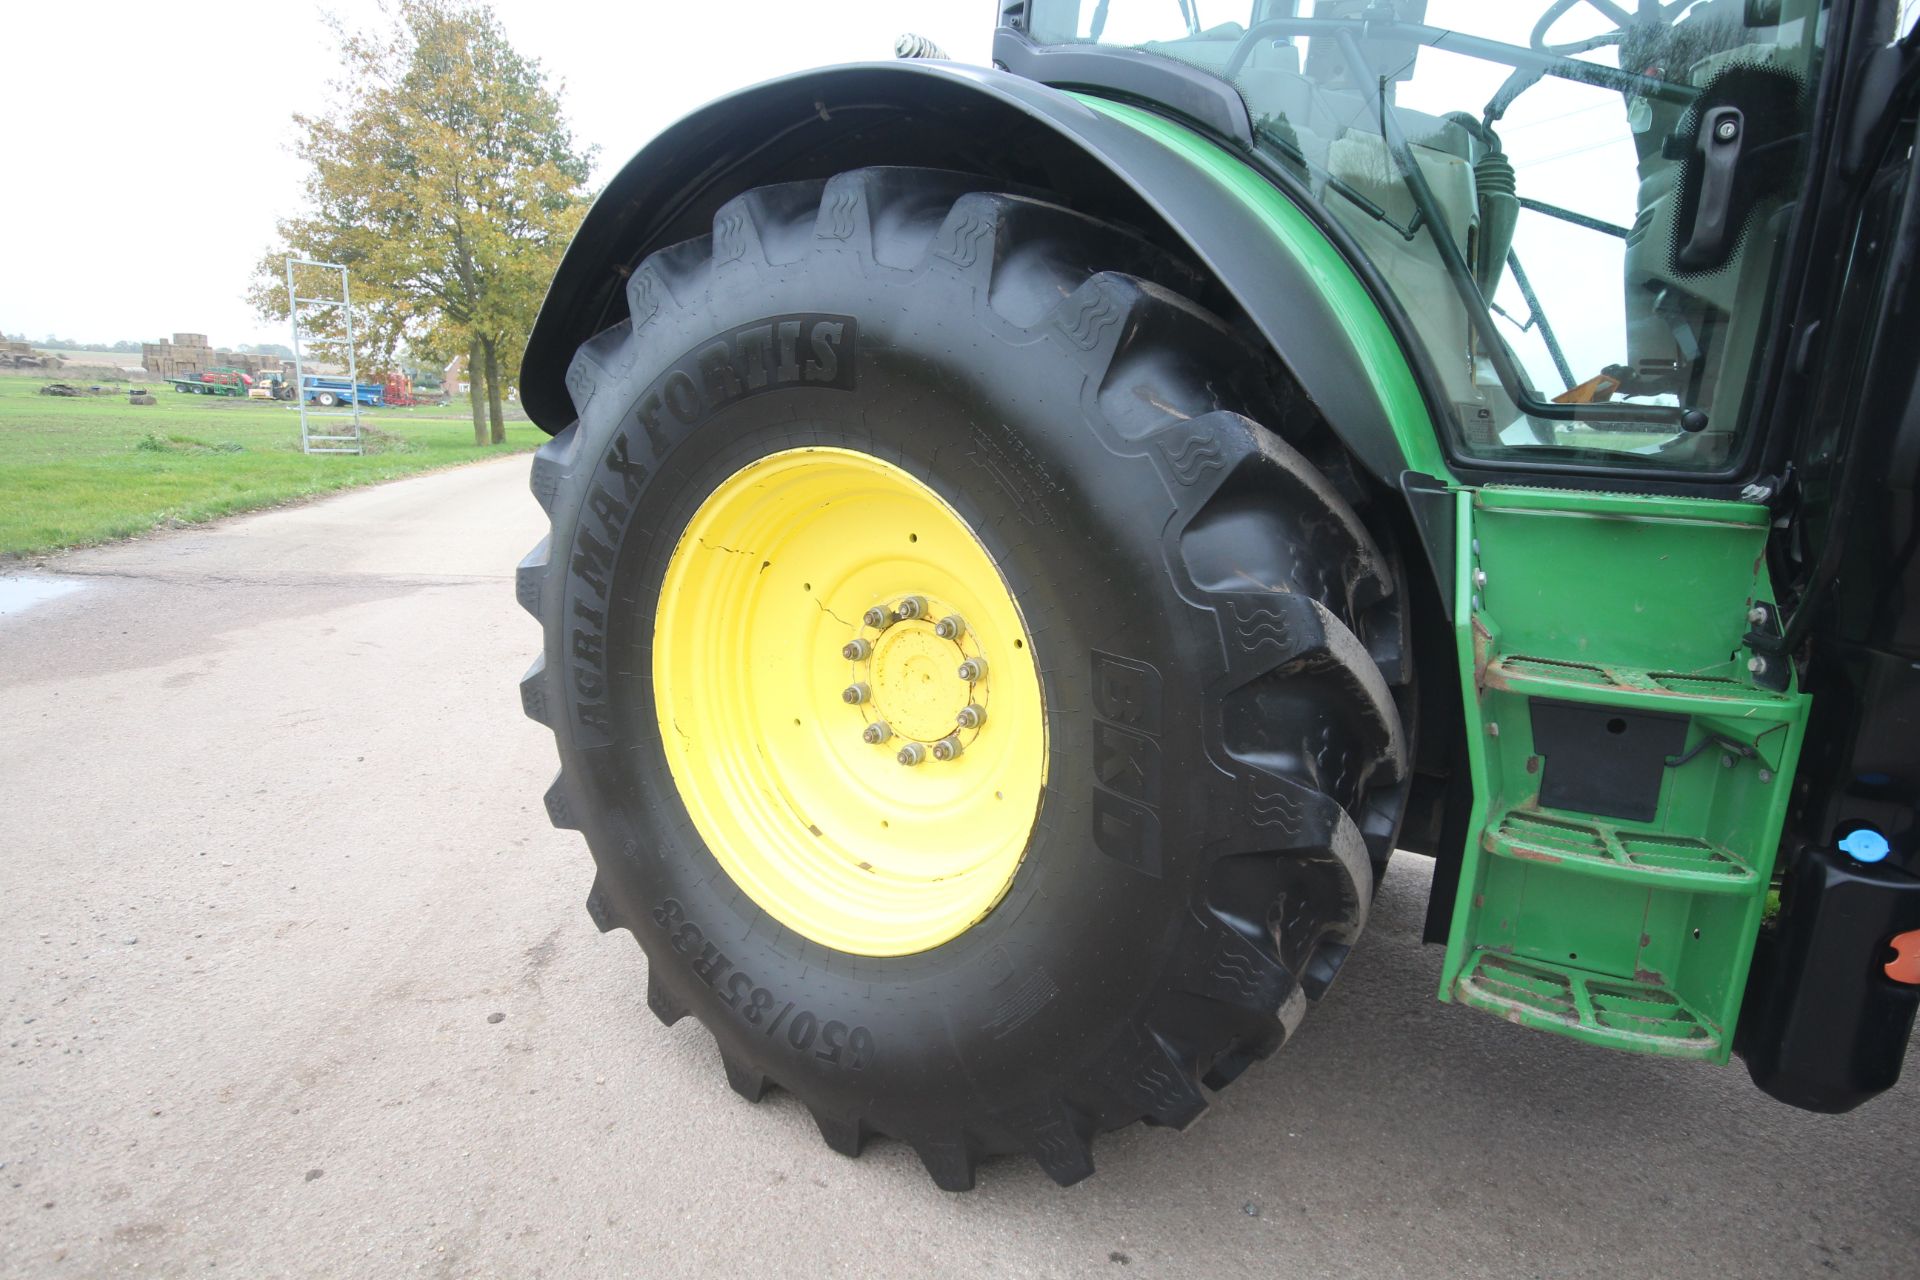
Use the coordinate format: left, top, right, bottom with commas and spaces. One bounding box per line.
1440, 486, 1811, 1063
1452, 950, 1723, 1058
1483, 654, 1801, 715
1484, 808, 1760, 895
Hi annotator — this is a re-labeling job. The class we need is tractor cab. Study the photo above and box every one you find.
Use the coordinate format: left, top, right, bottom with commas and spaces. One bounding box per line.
1010, 1, 1826, 471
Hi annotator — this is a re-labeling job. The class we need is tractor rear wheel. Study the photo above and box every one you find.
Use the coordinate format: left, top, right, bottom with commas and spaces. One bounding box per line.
518, 168, 1410, 1189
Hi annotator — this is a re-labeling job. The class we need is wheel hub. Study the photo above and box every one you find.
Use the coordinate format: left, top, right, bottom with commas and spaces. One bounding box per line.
852, 609, 985, 752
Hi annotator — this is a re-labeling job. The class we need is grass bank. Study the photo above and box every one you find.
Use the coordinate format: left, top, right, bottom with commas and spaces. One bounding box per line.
0, 375, 538, 556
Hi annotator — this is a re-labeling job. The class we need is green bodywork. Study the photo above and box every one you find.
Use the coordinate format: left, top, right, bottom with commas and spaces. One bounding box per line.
1081, 99, 1812, 1062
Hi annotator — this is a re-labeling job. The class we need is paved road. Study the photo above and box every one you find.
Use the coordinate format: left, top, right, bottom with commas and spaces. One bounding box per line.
2, 456, 1914, 1279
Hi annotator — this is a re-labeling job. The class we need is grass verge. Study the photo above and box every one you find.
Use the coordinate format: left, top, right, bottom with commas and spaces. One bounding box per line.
0, 374, 538, 556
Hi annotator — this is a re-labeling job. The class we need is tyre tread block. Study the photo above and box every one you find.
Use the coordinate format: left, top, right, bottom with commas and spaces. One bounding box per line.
830, 167, 987, 271
1167, 417, 1395, 652
515, 537, 549, 621
813, 171, 874, 255
912, 1137, 979, 1193
1148, 410, 1248, 499
1212, 768, 1346, 855
1172, 912, 1299, 1018
926, 192, 1007, 290
529, 422, 580, 515
1255, 452, 1394, 618
564, 321, 637, 420
646, 973, 688, 1027
1096, 1029, 1209, 1130
720, 1050, 770, 1103
995, 1101, 1096, 1188
625, 261, 671, 332
630, 237, 714, 316
809, 1107, 870, 1158
584, 878, 618, 934
542, 772, 577, 831
1044, 273, 1137, 372
1200, 1023, 1285, 1090
1212, 592, 1337, 686
519, 653, 551, 727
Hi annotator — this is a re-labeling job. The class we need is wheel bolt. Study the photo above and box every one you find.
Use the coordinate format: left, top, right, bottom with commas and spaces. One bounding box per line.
842, 683, 870, 705
863, 721, 892, 745
862, 605, 891, 629
895, 595, 927, 620
842, 638, 872, 661
897, 742, 926, 766
957, 657, 988, 682
931, 735, 963, 761
934, 614, 967, 641
956, 704, 986, 730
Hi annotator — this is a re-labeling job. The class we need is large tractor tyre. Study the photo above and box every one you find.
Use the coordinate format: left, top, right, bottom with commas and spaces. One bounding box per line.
518, 167, 1410, 1190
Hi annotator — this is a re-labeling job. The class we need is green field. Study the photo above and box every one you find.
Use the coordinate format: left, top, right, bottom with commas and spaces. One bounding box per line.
0, 375, 539, 556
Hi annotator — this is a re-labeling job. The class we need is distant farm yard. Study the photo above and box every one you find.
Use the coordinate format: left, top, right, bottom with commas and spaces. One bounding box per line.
0, 374, 538, 556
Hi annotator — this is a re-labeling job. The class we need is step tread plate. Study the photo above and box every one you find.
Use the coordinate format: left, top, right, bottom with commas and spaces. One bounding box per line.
1485, 654, 1798, 718
1484, 809, 1761, 895
1453, 950, 1724, 1059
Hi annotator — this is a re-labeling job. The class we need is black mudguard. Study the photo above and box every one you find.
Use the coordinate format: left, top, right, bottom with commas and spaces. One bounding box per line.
519, 58, 1438, 487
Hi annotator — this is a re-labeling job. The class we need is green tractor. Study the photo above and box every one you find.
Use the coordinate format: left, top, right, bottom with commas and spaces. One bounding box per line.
514, 1, 1920, 1188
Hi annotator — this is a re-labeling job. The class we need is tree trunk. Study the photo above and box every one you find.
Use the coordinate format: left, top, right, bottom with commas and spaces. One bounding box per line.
483, 336, 506, 445
467, 335, 487, 447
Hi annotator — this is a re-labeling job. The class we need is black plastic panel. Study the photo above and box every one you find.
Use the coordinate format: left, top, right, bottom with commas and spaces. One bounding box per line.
1738, 844, 1920, 1113
1529, 699, 1690, 823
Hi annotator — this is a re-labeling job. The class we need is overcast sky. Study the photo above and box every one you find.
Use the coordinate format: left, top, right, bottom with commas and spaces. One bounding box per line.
0, 1, 992, 349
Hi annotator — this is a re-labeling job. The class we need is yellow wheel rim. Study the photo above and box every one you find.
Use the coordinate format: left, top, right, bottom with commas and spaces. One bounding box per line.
653, 447, 1047, 957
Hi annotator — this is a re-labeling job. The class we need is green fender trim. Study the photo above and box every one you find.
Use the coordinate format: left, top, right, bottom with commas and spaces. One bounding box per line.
1075, 96, 1450, 481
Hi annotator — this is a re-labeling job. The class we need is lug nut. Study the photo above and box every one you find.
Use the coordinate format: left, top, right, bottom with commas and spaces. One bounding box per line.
841, 638, 872, 661
897, 742, 927, 766
931, 735, 964, 761
842, 683, 870, 705
934, 614, 967, 641
957, 657, 989, 682
862, 605, 891, 629
862, 721, 892, 745
895, 595, 927, 620
956, 704, 987, 730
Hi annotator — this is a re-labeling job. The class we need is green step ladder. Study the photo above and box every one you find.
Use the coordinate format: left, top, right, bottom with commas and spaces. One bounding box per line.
1439, 486, 1810, 1060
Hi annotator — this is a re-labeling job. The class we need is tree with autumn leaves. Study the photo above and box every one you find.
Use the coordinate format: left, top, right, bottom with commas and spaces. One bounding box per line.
252, 1, 593, 444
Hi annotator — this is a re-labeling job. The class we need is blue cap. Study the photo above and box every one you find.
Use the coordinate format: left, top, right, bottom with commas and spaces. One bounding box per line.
1838, 829, 1891, 864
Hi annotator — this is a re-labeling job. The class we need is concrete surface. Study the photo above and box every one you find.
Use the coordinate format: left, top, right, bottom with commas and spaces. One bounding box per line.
1, 455, 1914, 1279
